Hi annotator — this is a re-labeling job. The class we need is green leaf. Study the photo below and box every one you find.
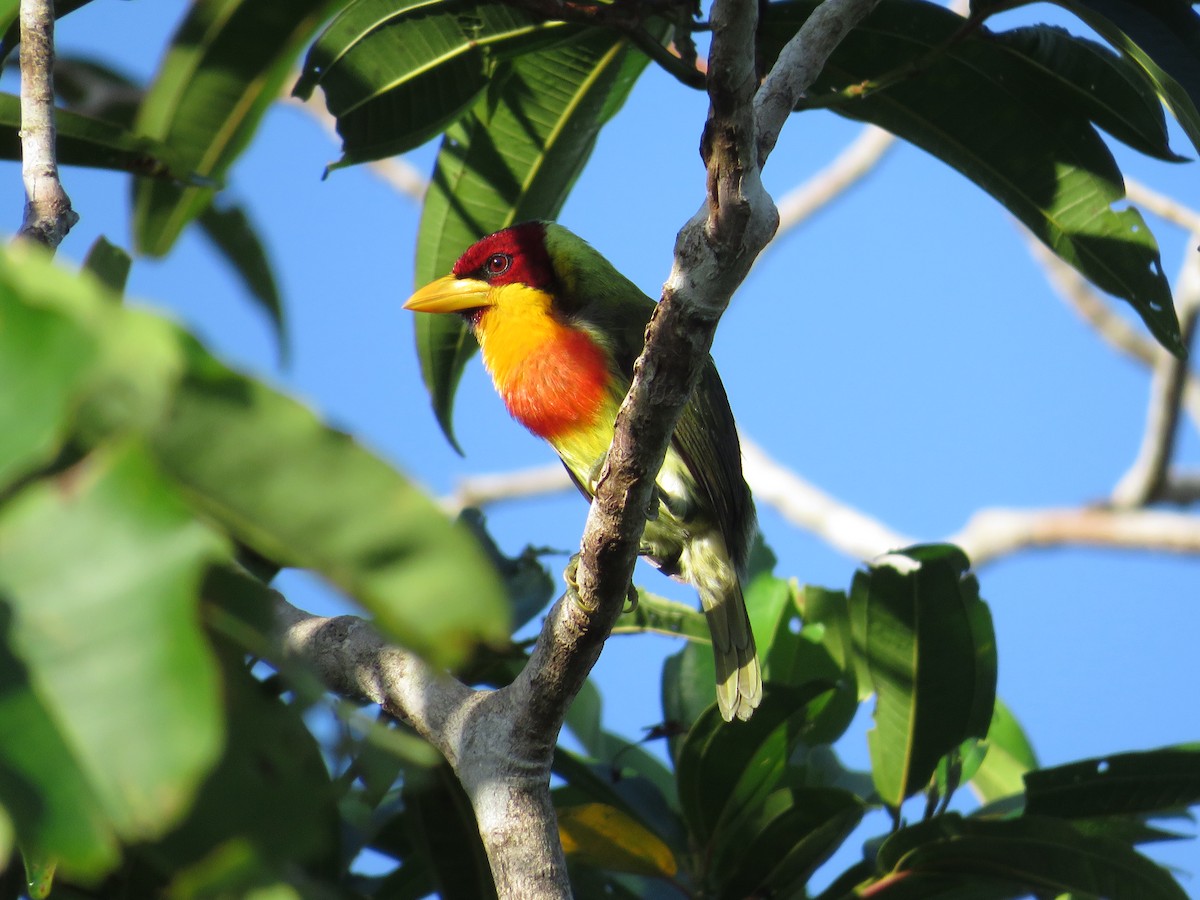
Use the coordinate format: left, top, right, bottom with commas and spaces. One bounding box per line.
147, 339, 511, 667
971, 699, 1038, 803
1025, 748, 1200, 819
613, 589, 712, 641
413, 28, 654, 448
676, 684, 835, 847
558, 802, 678, 880
994, 26, 1182, 162
4, 243, 510, 669
0, 93, 189, 178
457, 508, 556, 633
82, 236, 132, 297
148, 661, 340, 881
0, 442, 226, 878
1053, 0, 1200, 156
295, 0, 578, 168
0, 272, 98, 488
196, 201, 287, 356
876, 814, 1188, 900
765, 584, 859, 745
132, 0, 340, 256
763, 1, 1184, 356
849, 544, 997, 808
404, 765, 497, 900
713, 787, 864, 900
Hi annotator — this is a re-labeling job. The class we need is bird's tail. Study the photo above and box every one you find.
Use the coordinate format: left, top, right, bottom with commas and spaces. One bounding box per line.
687, 534, 762, 722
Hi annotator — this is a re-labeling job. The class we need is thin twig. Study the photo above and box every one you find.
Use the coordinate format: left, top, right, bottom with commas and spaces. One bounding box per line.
1112, 234, 1200, 507
17, 0, 78, 247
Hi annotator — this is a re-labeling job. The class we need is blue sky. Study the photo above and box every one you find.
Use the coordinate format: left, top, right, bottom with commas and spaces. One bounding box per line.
16, 0, 1199, 888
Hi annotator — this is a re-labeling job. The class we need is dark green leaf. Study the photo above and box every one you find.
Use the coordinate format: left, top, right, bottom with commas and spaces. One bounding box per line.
1054, 0, 1200, 155
876, 814, 1188, 900
995, 26, 1183, 161
0, 442, 226, 879
404, 765, 497, 900
146, 662, 340, 879
676, 684, 835, 846
52, 56, 141, 127
848, 544, 996, 808
763, 0, 1184, 355
296, 0, 579, 167
413, 29, 654, 448
196, 200, 287, 356
82, 236, 132, 297
457, 508, 556, 633
1025, 748, 1200, 819
0, 93, 188, 178
133, 0, 339, 256
714, 787, 864, 899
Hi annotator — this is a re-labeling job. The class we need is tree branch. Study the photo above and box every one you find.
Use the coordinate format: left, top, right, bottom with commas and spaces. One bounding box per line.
1112, 234, 1200, 507
951, 506, 1200, 564
17, 0, 78, 248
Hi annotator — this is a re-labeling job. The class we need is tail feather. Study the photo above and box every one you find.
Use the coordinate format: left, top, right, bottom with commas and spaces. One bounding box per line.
703, 580, 761, 722
686, 531, 762, 722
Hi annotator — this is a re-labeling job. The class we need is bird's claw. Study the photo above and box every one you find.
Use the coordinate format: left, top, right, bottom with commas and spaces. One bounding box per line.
564, 553, 597, 612
624, 584, 639, 614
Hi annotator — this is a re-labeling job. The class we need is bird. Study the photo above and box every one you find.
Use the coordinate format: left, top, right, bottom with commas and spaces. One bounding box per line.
404, 222, 761, 722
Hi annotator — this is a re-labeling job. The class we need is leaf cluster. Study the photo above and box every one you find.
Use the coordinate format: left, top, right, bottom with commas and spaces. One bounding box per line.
0, 0, 1197, 897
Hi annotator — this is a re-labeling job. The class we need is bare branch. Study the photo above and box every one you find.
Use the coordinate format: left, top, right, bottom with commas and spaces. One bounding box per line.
541, 0, 880, 732
1112, 234, 1200, 507
274, 594, 570, 898
442, 463, 571, 514
17, 0, 79, 248
951, 506, 1200, 565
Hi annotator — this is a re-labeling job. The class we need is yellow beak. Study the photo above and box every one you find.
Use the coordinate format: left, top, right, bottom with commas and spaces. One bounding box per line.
403, 275, 492, 314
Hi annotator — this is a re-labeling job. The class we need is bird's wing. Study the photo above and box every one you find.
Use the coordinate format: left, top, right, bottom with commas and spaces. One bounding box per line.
670, 360, 757, 575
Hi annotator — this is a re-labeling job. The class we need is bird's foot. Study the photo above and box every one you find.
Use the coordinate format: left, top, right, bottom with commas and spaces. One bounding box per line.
564, 553, 597, 612
624, 583, 640, 614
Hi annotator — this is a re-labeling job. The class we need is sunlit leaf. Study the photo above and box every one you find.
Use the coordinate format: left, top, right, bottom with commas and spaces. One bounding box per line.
413, 28, 655, 448
0, 93, 188, 178
762, 1, 1183, 355
558, 802, 678, 879
133, 0, 339, 256
0, 442, 226, 878
3, 244, 510, 668
971, 699, 1038, 803
849, 545, 996, 808
295, 0, 578, 167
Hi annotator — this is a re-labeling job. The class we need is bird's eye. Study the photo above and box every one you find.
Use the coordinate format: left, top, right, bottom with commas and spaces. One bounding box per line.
485, 253, 512, 277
